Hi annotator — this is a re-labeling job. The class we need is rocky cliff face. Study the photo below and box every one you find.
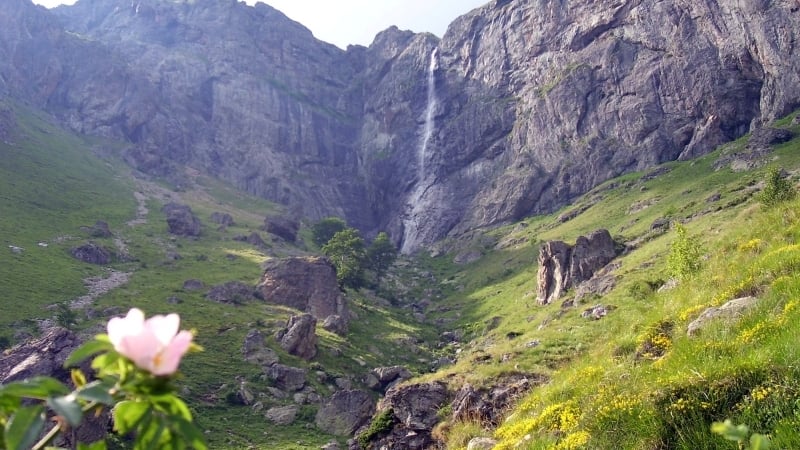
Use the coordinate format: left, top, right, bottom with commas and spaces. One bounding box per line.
2, 0, 799, 252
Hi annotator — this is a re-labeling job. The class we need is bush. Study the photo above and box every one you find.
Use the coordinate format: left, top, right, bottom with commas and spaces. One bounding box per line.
358, 409, 395, 448
312, 217, 347, 247
667, 223, 702, 280
322, 228, 367, 288
759, 167, 796, 207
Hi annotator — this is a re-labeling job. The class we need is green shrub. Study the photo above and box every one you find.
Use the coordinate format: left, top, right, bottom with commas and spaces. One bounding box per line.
358, 409, 395, 448
759, 167, 796, 208
667, 223, 702, 280
312, 217, 347, 247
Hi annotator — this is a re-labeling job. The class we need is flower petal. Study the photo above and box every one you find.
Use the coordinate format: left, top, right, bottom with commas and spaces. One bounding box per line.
118, 329, 160, 371
107, 308, 145, 350
152, 330, 193, 376
144, 313, 180, 346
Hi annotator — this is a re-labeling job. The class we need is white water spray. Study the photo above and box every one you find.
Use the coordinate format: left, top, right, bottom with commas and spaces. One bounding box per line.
401, 48, 439, 254
418, 48, 438, 176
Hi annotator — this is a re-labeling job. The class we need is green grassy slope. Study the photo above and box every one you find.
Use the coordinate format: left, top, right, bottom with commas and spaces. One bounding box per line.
0, 101, 441, 449
413, 113, 800, 449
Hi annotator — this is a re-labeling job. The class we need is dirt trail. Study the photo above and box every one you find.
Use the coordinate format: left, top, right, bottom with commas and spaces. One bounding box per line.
70, 270, 132, 310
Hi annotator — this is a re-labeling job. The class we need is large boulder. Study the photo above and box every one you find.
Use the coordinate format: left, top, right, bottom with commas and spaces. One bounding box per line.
265, 404, 299, 425
536, 229, 617, 305
315, 389, 374, 436
266, 364, 307, 392
275, 314, 317, 360
210, 212, 235, 227
256, 257, 348, 321
365, 381, 450, 449
687, 296, 759, 336
162, 203, 201, 237
70, 242, 112, 265
263, 216, 299, 242
451, 375, 540, 427
365, 366, 412, 392
242, 329, 279, 366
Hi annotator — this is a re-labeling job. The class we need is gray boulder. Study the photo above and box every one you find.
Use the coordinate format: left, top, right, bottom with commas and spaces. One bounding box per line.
256, 257, 348, 321
275, 314, 318, 360
265, 404, 299, 425
210, 212, 235, 227
70, 242, 112, 265
162, 203, 201, 237
537, 229, 616, 305
315, 389, 374, 435
266, 364, 307, 392
242, 329, 279, 366
263, 216, 299, 242
206, 281, 255, 304
687, 296, 759, 336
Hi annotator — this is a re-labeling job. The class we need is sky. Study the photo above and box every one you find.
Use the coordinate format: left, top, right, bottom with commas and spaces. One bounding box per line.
29, 0, 489, 49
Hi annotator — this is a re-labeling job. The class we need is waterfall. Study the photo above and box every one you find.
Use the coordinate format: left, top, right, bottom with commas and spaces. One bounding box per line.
418, 48, 438, 177
401, 48, 439, 254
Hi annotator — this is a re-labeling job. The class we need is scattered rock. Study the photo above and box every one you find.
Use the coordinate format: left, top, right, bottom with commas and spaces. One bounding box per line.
315, 389, 375, 436
657, 278, 679, 292
246, 232, 267, 249
557, 203, 591, 223
706, 193, 722, 203
182, 279, 205, 290
166, 296, 182, 304
467, 437, 498, 450
88, 220, 112, 238
321, 441, 341, 450
8, 245, 23, 254
536, 229, 616, 305
276, 314, 318, 360
263, 216, 299, 242
266, 364, 307, 392
70, 242, 112, 265
242, 329, 279, 366
640, 166, 672, 182
206, 281, 255, 304
650, 217, 671, 231
369, 366, 412, 392
162, 203, 201, 236
581, 304, 614, 320
454, 250, 482, 265
574, 272, 617, 303
256, 257, 348, 321
322, 315, 348, 336
714, 127, 795, 171
265, 404, 299, 425
210, 212, 235, 227
165, 251, 182, 261
687, 296, 759, 336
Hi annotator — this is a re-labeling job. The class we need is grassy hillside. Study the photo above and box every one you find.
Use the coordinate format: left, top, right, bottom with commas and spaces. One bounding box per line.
2, 96, 800, 450
412, 113, 800, 449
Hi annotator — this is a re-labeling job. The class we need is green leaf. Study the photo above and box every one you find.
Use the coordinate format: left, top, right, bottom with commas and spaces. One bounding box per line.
134, 415, 166, 450
65, 337, 114, 368
711, 420, 749, 442
750, 433, 771, 450
4, 405, 45, 450
47, 394, 83, 427
78, 441, 108, 450
152, 394, 192, 421
172, 417, 207, 450
76, 380, 115, 405
0, 377, 69, 400
114, 400, 151, 435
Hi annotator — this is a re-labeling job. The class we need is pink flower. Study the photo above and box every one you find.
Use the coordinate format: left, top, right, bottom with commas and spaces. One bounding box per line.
107, 308, 193, 376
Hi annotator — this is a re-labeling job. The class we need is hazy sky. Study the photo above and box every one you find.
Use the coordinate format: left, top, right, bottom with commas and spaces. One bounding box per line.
30, 0, 489, 49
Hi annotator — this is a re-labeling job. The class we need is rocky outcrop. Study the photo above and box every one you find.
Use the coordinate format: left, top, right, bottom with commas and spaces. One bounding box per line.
87, 220, 112, 238
275, 314, 317, 360
206, 281, 255, 304
714, 127, 796, 171
263, 216, 299, 242
266, 364, 307, 392
537, 229, 617, 305
365, 366, 412, 392
256, 257, 348, 321
366, 381, 450, 449
242, 329, 279, 366
451, 375, 539, 427
0, 328, 108, 446
265, 405, 299, 426
162, 203, 201, 237
687, 296, 759, 336
2, 0, 800, 252
70, 242, 112, 265
315, 389, 375, 435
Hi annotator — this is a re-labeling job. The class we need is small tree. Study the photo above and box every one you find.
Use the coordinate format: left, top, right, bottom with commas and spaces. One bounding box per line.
759, 167, 796, 208
667, 223, 702, 280
366, 232, 397, 281
322, 228, 366, 288
311, 217, 347, 247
